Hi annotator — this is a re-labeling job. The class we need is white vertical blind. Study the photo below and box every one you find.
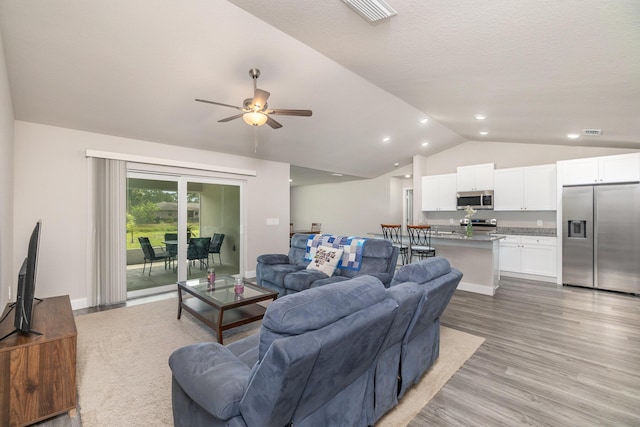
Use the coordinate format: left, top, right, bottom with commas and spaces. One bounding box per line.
91, 158, 127, 305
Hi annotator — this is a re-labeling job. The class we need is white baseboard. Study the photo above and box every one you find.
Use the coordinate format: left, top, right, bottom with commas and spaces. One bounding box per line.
457, 281, 497, 296
71, 297, 89, 310
244, 270, 256, 279
500, 271, 557, 283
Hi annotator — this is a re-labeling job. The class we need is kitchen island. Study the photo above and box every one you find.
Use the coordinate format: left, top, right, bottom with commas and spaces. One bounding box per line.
370, 231, 505, 296
429, 232, 505, 296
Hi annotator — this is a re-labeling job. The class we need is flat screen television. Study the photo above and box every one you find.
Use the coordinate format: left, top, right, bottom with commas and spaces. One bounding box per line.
0, 220, 42, 341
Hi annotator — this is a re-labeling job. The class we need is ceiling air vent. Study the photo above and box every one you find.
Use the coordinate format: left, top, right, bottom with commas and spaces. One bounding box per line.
582, 129, 602, 136
342, 0, 397, 22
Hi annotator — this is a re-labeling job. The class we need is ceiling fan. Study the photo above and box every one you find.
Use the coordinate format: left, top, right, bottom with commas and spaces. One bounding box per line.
195, 68, 312, 129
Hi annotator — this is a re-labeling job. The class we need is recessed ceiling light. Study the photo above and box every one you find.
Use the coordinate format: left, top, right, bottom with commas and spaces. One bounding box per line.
567, 133, 580, 139
421, 141, 429, 147
330, 173, 343, 177
382, 136, 391, 143
474, 114, 487, 120
289, 179, 293, 182
479, 131, 489, 136
420, 118, 429, 124
404, 174, 411, 179
393, 162, 400, 167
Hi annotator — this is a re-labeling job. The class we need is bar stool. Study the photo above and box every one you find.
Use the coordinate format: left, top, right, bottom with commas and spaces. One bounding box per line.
381, 224, 408, 265
406, 225, 436, 262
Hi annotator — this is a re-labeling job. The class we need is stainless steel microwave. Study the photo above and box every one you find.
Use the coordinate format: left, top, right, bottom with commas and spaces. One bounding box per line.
456, 190, 494, 210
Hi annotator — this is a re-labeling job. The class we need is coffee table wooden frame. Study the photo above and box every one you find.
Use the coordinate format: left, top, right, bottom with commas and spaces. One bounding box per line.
177, 276, 277, 344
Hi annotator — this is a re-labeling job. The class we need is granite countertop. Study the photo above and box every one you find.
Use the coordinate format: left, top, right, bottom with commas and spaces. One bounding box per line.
495, 227, 557, 237
431, 232, 505, 242
431, 225, 557, 237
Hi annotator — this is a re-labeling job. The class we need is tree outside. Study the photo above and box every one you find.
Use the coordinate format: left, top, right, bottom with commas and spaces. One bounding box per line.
127, 188, 200, 250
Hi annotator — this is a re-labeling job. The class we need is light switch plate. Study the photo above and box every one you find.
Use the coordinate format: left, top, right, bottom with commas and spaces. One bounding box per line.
537, 219, 543, 226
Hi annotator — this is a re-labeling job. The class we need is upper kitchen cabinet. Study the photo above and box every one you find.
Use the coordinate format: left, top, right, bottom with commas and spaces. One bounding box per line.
456, 163, 494, 191
422, 173, 457, 211
560, 153, 640, 186
494, 164, 557, 211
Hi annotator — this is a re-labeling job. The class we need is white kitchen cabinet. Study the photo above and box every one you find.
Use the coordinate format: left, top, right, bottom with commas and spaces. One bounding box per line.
561, 153, 640, 186
421, 173, 457, 211
494, 164, 556, 211
500, 235, 557, 279
456, 163, 494, 191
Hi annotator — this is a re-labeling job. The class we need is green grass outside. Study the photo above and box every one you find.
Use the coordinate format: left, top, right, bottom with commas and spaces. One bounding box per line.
126, 224, 200, 250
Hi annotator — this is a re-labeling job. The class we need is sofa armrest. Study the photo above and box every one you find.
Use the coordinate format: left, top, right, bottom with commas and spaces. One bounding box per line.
257, 254, 291, 265
169, 342, 252, 421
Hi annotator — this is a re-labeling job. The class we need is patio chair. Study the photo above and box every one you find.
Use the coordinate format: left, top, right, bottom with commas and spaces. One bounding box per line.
138, 237, 170, 276
187, 237, 211, 274
208, 233, 225, 265
164, 233, 178, 269
381, 224, 408, 265
406, 225, 436, 262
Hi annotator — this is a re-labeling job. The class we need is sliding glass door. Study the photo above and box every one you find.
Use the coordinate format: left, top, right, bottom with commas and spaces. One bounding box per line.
126, 171, 242, 298
126, 175, 179, 297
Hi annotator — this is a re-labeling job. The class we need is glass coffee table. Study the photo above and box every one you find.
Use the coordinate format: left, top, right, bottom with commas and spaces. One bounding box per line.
177, 276, 278, 344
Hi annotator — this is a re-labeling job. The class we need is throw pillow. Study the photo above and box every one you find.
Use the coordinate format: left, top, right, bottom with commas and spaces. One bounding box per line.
306, 246, 344, 276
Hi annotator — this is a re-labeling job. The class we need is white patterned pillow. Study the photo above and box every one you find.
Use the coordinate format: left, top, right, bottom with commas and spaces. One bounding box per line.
306, 246, 344, 276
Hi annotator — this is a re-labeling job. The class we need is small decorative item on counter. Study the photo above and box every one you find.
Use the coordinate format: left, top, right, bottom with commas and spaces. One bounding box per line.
234, 276, 245, 295
464, 205, 477, 237
207, 267, 216, 290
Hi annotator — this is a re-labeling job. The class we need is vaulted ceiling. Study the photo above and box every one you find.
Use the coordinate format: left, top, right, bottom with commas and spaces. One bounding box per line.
1, 1, 638, 185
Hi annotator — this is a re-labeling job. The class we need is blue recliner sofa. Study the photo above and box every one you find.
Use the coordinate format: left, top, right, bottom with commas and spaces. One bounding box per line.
369, 257, 462, 424
169, 257, 462, 427
256, 233, 399, 296
169, 276, 398, 427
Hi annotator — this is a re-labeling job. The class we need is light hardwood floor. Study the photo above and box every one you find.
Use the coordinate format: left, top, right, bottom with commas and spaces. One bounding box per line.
411, 278, 640, 426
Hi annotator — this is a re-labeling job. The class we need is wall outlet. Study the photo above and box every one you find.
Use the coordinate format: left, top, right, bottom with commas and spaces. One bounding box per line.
537, 219, 543, 227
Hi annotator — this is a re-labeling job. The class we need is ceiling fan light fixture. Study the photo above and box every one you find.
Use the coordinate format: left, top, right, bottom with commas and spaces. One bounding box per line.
243, 112, 268, 126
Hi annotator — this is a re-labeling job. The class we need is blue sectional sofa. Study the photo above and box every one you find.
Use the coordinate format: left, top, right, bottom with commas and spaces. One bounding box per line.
256, 233, 399, 296
169, 257, 462, 427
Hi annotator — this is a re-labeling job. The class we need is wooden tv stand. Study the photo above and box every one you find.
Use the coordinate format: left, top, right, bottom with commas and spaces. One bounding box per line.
0, 295, 77, 427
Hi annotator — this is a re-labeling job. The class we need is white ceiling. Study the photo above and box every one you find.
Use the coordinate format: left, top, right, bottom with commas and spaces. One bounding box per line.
1, 1, 639, 186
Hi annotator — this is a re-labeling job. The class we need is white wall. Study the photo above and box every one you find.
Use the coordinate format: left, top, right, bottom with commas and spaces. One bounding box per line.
290, 166, 411, 237
0, 31, 14, 310
13, 121, 289, 307
422, 140, 638, 175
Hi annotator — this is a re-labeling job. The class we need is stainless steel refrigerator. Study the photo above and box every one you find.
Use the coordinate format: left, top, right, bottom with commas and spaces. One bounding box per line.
562, 183, 640, 294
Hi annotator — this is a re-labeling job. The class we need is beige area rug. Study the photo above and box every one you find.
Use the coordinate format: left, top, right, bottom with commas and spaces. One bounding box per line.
75, 296, 484, 426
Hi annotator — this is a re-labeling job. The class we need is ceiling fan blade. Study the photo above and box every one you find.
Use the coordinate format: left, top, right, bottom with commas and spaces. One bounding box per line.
251, 89, 270, 110
266, 115, 283, 129
218, 113, 244, 123
268, 108, 313, 117
195, 98, 243, 111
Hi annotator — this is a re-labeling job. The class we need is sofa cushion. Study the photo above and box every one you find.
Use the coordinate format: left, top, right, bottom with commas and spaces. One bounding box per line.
283, 269, 329, 292
169, 342, 251, 420
259, 263, 306, 287
306, 246, 343, 276
257, 253, 290, 265
390, 256, 452, 286
259, 276, 386, 360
